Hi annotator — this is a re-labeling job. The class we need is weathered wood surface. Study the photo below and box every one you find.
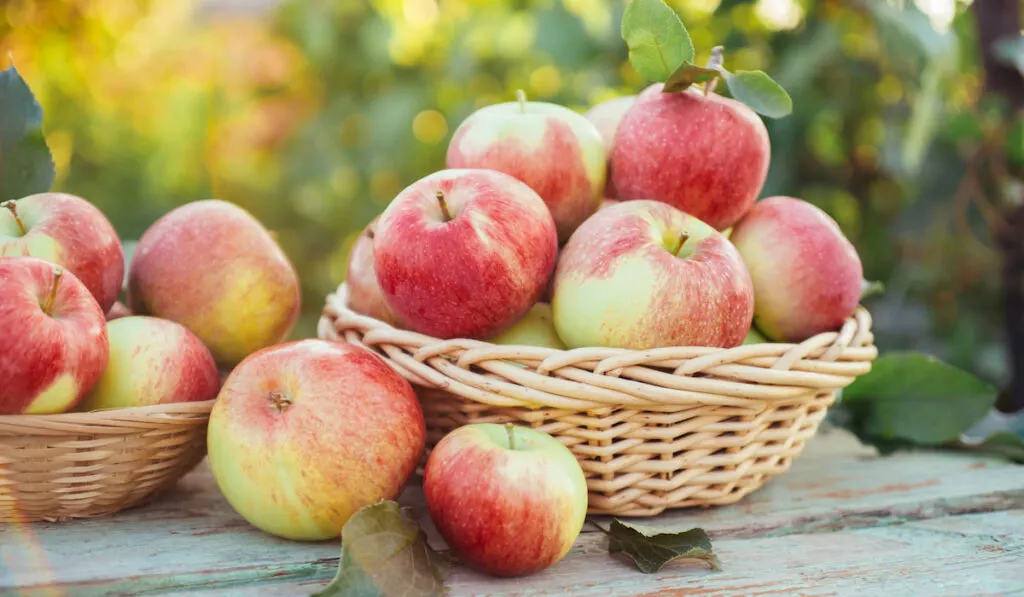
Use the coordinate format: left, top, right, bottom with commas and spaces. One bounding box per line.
2, 428, 1023, 596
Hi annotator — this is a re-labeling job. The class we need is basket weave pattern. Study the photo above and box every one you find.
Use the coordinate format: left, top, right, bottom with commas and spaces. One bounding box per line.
318, 284, 877, 516
0, 401, 214, 522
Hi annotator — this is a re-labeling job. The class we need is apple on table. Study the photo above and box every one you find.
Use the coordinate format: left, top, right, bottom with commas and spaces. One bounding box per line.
0, 192, 124, 313
446, 91, 606, 243
373, 168, 558, 340
552, 199, 754, 350
424, 423, 588, 577
0, 256, 108, 414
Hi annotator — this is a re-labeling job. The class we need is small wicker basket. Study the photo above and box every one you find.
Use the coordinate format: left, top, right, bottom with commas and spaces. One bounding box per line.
319, 283, 877, 517
0, 400, 214, 522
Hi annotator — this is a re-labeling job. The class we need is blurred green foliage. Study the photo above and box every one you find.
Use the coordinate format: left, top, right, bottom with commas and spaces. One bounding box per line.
0, 0, 1015, 384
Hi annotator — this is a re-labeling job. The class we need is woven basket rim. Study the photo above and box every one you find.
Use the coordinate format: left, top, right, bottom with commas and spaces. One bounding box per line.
0, 399, 216, 436
318, 283, 878, 410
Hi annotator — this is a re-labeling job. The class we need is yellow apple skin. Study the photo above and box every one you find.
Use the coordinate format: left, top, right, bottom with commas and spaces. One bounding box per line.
77, 316, 220, 411
490, 303, 566, 349
127, 200, 300, 367
207, 339, 425, 542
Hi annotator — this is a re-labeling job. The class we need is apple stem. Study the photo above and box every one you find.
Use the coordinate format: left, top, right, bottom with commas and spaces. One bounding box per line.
515, 89, 527, 113
436, 190, 453, 222
705, 45, 725, 96
42, 267, 63, 316
365, 227, 375, 241
505, 422, 516, 450
268, 391, 293, 413
2, 201, 26, 236
674, 233, 690, 257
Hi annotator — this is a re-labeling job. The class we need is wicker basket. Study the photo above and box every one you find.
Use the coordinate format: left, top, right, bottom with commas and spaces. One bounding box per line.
318, 283, 877, 516
0, 400, 215, 522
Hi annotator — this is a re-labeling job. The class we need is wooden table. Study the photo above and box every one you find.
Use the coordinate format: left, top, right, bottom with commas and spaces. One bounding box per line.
2, 428, 1023, 596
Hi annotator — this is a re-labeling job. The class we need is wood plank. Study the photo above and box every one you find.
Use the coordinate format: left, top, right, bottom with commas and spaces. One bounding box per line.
156, 510, 1024, 597
2, 431, 1022, 596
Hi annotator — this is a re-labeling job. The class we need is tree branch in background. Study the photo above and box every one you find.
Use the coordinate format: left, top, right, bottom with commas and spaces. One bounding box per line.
972, 0, 1024, 413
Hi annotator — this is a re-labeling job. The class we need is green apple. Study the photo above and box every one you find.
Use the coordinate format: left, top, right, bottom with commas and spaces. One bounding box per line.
490, 303, 566, 349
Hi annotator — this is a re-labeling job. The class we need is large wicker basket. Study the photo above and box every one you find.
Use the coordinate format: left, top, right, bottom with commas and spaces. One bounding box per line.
0, 400, 214, 522
318, 284, 877, 517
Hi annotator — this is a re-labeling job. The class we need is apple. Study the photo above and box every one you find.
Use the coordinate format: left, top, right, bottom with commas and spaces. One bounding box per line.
446, 91, 606, 242
127, 199, 301, 367
743, 327, 768, 345
373, 168, 558, 340
0, 193, 124, 313
345, 217, 402, 326
584, 95, 636, 199
423, 423, 588, 577
729, 196, 863, 342
106, 301, 132, 321
489, 302, 566, 349
610, 84, 770, 231
76, 316, 220, 411
207, 339, 426, 541
551, 200, 754, 349
599, 198, 619, 211
0, 256, 108, 414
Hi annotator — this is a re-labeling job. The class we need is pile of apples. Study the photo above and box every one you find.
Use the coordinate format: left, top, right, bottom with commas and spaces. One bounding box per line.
346, 85, 864, 354
0, 194, 301, 415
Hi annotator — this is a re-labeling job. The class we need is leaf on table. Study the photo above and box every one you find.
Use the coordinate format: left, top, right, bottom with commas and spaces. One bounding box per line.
312, 500, 449, 597
663, 61, 720, 93
838, 352, 998, 447
606, 518, 721, 574
620, 0, 693, 83
958, 432, 1024, 464
720, 70, 793, 118
0, 62, 55, 203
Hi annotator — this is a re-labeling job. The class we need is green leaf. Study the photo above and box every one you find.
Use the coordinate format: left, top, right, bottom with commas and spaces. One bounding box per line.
620, 0, 693, 83
0, 63, 54, 203
1007, 115, 1024, 167
663, 61, 721, 93
961, 432, 1024, 464
841, 352, 998, 446
606, 519, 721, 574
720, 70, 793, 118
312, 501, 449, 597
860, 279, 885, 300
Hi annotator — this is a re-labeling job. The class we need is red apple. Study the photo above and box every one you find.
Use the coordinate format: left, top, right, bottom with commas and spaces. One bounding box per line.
0, 193, 124, 313
584, 95, 636, 199
207, 339, 426, 541
446, 92, 606, 242
610, 84, 770, 231
0, 256, 108, 414
373, 168, 559, 339
127, 199, 301, 367
424, 423, 588, 577
345, 217, 402, 326
552, 200, 754, 349
729, 196, 863, 342
77, 316, 220, 411
106, 301, 132, 321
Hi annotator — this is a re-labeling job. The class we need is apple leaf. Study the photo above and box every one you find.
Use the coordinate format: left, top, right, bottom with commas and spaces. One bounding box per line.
620, 0, 694, 83
0, 63, 55, 203
606, 519, 721, 574
719, 69, 792, 119
312, 501, 449, 597
663, 61, 721, 93
838, 352, 998, 447
861, 279, 885, 300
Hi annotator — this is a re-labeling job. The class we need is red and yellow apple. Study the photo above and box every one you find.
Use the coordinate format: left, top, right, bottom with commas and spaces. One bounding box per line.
610, 84, 770, 231
344, 217, 402, 326
424, 423, 588, 577
446, 92, 606, 242
207, 339, 425, 541
106, 301, 132, 321
552, 200, 754, 349
373, 168, 558, 340
584, 95, 636, 199
489, 302, 566, 349
77, 316, 220, 411
0, 192, 124, 313
127, 199, 301, 367
730, 196, 863, 342
0, 256, 108, 414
